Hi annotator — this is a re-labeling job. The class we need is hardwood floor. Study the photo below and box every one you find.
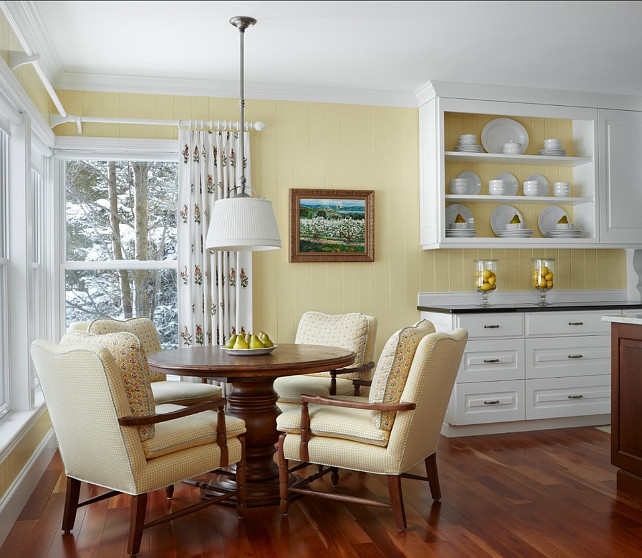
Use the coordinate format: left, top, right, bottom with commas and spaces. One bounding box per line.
4, 426, 642, 557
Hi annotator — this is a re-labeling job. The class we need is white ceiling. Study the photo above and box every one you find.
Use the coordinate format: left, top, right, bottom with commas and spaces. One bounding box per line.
13, 1, 642, 106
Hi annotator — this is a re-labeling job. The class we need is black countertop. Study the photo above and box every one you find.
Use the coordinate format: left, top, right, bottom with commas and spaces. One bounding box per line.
417, 300, 642, 315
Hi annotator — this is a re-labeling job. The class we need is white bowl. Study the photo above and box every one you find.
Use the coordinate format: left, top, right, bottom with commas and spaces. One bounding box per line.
544, 138, 562, 149
505, 222, 525, 230
458, 134, 477, 145
552, 181, 570, 197
554, 223, 574, 230
502, 141, 522, 154
523, 180, 540, 196
450, 222, 469, 229
449, 178, 468, 194
489, 179, 506, 195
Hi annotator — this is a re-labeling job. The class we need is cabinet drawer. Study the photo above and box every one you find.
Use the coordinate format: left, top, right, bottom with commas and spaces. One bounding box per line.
525, 336, 610, 379
525, 375, 610, 420
525, 310, 620, 337
448, 380, 525, 425
457, 339, 524, 383
456, 313, 523, 339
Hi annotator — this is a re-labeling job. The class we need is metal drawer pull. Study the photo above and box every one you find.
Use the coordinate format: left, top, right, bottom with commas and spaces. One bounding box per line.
483, 358, 500, 363
568, 322, 584, 326
483, 325, 500, 329
568, 394, 584, 399
483, 400, 501, 405
568, 354, 584, 359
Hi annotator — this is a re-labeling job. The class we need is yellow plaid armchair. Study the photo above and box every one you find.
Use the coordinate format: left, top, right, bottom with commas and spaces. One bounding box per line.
274, 312, 378, 411
276, 325, 467, 530
31, 333, 246, 556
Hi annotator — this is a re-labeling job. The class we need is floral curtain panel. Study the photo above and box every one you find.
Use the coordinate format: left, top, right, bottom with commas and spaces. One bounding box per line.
177, 129, 252, 350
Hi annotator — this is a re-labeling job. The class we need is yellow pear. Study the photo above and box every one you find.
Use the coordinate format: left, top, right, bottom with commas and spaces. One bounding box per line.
250, 334, 266, 349
234, 334, 249, 349
510, 214, 521, 224
224, 334, 237, 349
258, 331, 274, 347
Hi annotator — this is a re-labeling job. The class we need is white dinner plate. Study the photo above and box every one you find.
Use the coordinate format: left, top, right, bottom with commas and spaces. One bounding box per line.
538, 206, 570, 236
454, 146, 483, 152
495, 172, 519, 196
526, 174, 550, 196
445, 204, 474, 228
497, 231, 534, 238
457, 171, 482, 195
222, 345, 278, 356
491, 205, 523, 236
481, 118, 529, 153
545, 230, 582, 237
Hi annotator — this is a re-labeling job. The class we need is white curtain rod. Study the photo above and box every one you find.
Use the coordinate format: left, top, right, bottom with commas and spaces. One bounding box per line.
49, 114, 266, 134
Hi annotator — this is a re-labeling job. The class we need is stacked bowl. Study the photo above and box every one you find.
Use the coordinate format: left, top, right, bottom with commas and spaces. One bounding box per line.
454, 134, 483, 153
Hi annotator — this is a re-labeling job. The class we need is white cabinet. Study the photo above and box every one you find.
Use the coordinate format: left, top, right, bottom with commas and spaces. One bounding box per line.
598, 109, 642, 246
422, 307, 621, 434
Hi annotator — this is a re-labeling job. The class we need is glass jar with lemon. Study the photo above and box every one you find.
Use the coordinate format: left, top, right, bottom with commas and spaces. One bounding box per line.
473, 259, 498, 307
531, 257, 555, 305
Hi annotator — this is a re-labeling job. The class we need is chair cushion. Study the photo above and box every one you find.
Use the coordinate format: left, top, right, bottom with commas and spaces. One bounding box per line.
144, 404, 246, 459
369, 320, 434, 430
274, 375, 356, 404
151, 381, 223, 405
276, 397, 390, 447
60, 330, 156, 440
88, 318, 165, 382
295, 312, 371, 380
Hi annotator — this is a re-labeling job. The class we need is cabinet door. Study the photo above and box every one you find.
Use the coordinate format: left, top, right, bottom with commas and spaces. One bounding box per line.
599, 109, 642, 245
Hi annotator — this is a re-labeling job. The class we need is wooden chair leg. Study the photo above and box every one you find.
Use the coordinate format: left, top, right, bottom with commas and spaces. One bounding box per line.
236, 435, 246, 519
277, 433, 289, 515
62, 476, 81, 533
387, 475, 407, 531
425, 453, 441, 501
165, 485, 174, 500
330, 467, 340, 487
127, 493, 147, 556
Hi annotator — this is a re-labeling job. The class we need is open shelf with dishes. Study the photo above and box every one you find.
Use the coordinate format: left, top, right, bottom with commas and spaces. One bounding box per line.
418, 89, 599, 249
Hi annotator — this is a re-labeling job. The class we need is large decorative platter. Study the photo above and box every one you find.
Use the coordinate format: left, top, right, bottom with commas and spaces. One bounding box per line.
538, 206, 568, 236
481, 118, 529, 153
525, 174, 550, 197
495, 172, 519, 196
222, 345, 278, 356
445, 204, 474, 228
491, 205, 524, 236
457, 171, 482, 195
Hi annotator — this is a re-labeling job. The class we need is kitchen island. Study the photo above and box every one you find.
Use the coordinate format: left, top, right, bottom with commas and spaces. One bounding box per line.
603, 315, 642, 506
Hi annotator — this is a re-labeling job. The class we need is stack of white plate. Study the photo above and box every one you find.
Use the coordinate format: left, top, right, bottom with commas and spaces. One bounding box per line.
454, 145, 483, 153
544, 229, 582, 238
496, 228, 534, 238
539, 139, 566, 156
539, 148, 566, 156
446, 228, 476, 237
454, 134, 483, 153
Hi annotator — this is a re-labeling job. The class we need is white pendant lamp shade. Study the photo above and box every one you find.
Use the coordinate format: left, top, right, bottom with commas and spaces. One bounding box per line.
206, 196, 281, 251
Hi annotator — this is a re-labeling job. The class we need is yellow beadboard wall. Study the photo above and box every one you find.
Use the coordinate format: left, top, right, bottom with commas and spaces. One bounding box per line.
0, 11, 51, 119
53, 89, 626, 353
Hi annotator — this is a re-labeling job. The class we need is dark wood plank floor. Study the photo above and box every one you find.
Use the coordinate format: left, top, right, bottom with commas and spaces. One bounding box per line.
4, 426, 642, 557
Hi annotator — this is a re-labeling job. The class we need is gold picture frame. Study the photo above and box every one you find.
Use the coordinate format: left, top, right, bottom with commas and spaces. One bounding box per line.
289, 188, 375, 262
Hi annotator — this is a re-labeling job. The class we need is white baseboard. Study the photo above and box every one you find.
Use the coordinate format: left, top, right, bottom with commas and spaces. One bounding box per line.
0, 428, 58, 547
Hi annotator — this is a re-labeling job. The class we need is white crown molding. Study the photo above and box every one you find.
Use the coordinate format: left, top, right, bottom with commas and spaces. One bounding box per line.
0, 1, 62, 81
416, 80, 642, 111
55, 71, 418, 108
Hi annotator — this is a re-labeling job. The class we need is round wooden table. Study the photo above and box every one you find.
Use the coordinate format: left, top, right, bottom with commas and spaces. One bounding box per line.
147, 343, 355, 507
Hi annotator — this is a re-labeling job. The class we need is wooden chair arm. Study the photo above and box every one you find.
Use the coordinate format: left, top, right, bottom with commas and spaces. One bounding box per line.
329, 361, 375, 395
300, 394, 416, 412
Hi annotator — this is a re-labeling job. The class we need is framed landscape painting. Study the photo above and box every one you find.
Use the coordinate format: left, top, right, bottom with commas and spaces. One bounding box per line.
289, 188, 375, 262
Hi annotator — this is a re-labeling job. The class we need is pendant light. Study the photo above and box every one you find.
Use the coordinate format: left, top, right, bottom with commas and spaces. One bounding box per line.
205, 16, 281, 251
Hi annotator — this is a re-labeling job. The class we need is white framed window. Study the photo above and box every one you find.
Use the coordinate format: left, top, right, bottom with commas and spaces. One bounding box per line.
57, 139, 179, 348
0, 129, 9, 419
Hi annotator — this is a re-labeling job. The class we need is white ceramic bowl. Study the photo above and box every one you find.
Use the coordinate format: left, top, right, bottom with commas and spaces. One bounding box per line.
505, 222, 525, 230
544, 138, 562, 149
502, 141, 522, 154
553, 181, 570, 197
555, 222, 574, 230
489, 179, 506, 195
458, 134, 477, 145
450, 222, 469, 229
523, 180, 540, 196
449, 178, 468, 195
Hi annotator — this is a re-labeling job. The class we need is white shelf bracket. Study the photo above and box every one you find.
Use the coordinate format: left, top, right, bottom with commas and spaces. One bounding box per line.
8, 50, 40, 70
49, 114, 74, 128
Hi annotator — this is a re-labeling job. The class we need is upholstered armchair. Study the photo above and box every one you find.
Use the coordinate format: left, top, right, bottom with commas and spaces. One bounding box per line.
274, 312, 378, 411
276, 323, 467, 530
31, 333, 247, 556
69, 317, 222, 406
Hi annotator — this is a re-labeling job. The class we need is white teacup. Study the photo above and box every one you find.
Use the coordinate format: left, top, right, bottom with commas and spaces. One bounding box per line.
502, 141, 522, 154
523, 180, 540, 196
449, 178, 468, 195
555, 222, 574, 230
505, 222, 525, 230
458, 134, 477, 145
553, 181, 570, 197
544, 138, 562, 149
450, 222, 469, 229
489, 179, 506, 195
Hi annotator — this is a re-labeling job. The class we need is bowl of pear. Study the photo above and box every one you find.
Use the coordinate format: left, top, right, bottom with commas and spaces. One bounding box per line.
222, 331, 277, 356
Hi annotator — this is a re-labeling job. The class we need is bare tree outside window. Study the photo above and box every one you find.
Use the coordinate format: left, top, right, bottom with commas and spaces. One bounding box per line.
65, 160, 178, 347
